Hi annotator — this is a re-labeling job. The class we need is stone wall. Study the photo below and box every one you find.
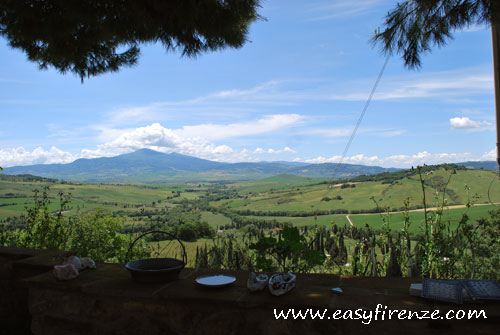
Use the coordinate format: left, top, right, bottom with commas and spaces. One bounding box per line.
0, 247, 73, 335
1, 247, 500, 335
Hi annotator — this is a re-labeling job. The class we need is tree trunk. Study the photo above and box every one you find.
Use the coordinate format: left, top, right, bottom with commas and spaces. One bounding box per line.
492, 21, 500, 170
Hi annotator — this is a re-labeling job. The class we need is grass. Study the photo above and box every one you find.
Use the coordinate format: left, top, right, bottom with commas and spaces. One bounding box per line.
200, 211, 232, 228
0, 180, 178, 219
231, 174, 325, 194
240, 204, 496, 234
221, 169, 497, 214
2, 167, 496, 237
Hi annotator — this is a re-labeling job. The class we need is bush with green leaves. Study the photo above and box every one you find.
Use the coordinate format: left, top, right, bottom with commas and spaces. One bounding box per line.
1, 187, 147, 263
68, 210, 139, 263
249, 226, 325, 273
14, 187, 71, 250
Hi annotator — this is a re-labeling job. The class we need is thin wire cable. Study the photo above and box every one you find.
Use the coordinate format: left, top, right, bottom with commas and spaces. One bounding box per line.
332, 54, 391, 179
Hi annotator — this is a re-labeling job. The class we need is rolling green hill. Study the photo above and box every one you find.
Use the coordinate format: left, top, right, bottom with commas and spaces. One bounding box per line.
0, 178, 189, 219
1, 165, 497, 235
218, 167, 499, 215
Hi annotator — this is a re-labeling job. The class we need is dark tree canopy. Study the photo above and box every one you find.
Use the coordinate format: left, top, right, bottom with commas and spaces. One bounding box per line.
373, 0, 500, 69
0, 0, 262, 81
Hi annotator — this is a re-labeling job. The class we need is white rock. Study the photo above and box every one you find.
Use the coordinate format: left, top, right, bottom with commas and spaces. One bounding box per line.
53, 264, 79, 281
269, 272, 296, 296
80, 257, 96, 270
247, 272, 268, 292
63, 256, 81, 271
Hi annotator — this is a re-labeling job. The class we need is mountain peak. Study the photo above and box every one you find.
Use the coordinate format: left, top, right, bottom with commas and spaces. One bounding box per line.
129, 149, 190, 158
130, 148, 165, 155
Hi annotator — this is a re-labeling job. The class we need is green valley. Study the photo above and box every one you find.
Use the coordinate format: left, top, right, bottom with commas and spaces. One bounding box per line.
1, 164, 499, 277
1, 164, 497, 229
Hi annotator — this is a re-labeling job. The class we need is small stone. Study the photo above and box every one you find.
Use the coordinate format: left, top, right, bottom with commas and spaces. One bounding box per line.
53, 264, 79, 281
80, 257, 96, 270
247, 272, 268, 291
63, 256, 82, 271
331, 287, 343, 295
268, 272, 296, 296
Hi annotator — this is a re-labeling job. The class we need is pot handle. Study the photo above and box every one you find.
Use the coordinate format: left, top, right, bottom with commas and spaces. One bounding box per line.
125, 230, 187, 265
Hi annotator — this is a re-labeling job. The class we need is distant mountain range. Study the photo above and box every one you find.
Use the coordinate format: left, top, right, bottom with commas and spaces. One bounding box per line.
3, 149, 497, 182
455, 161, 498, 171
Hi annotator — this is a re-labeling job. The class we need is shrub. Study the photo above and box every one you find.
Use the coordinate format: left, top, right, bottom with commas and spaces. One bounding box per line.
249, 226, 325, 273
1, 187, 146, 263
68, 210, 133, 262
178, 223, 198, 241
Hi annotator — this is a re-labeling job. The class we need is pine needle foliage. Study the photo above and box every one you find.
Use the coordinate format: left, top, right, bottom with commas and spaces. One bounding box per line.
372, 0, 500, 69
0, 0, 263, 81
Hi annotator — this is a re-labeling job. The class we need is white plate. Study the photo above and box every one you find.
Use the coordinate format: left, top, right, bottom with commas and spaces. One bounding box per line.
195, 275, 236, 287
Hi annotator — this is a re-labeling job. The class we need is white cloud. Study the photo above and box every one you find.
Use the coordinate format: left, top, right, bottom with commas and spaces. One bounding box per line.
382, 151, 474, 167
2, 115, 304, 166
209, 80, 282, 99
450, 117, 492, 130
302, 149, 497, 168
0, 146, 76, 167
329, 67, 493, 102
305, 154, 380, 165
308, 128, 352, 137
106, 104, 170, 126
105, 80, 296, 121
308, 127, 405, 138
376, 130, 405, 137
86, 123, 182, 158
308, 0, 385, 20
212, 145, 233, 155
458, 24, 488, 33
3, 143, 496, 169
176, 114, 303, 141
253, 147, 297, 155
86, 123, 236, 161
90, 115, 302, 160
253, 148, 265, 154
0, 77, 31, 84
98, 68, 493, 126
481, 148, 496, 161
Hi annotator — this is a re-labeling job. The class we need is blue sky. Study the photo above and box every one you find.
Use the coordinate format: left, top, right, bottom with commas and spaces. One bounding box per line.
0, 0, 496, 168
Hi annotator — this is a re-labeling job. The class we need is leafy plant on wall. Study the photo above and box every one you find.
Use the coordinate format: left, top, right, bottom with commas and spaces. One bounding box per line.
250, 226, 325, 273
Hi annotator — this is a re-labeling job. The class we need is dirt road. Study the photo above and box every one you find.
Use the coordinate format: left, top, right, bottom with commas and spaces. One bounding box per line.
354, 202, 499, 216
